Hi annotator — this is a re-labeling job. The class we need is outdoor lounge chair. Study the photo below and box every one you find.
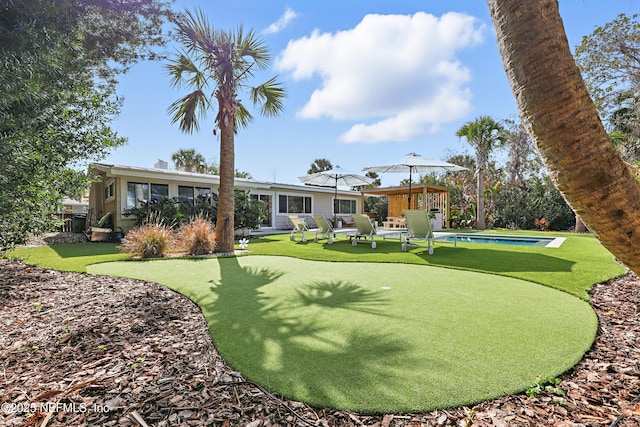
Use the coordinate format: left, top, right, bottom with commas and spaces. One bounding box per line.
349, 214, 404, 249
402, 209, 457, 254
85, 212, 113, 242
311, 215, 336, 243
289, 215, 310, 242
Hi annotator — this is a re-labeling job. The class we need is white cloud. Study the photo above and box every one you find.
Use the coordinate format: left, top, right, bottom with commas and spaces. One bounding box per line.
275, 12, 485, 143
264, 7, 298, 35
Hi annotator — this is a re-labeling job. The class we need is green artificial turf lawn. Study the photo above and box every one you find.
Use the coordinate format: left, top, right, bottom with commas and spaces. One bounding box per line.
88, 256, 598, 413
9, 243, 128, 272
246, 231, 626, 300
10, 231, 625, 301
11, 232, 624, 412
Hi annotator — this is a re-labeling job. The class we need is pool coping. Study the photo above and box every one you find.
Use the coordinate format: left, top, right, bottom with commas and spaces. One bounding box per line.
545, 236, 567, 248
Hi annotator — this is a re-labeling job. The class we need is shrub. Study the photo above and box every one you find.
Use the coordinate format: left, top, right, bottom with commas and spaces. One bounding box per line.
124, 196, 217, 229
493, 176, 575, 231
234, 191, 267, 230
121, 221, 175, 258
177, 216, 216, 255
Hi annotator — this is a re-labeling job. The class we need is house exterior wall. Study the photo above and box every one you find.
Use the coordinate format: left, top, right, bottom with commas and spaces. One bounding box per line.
88, 163, 365, 233
273, 190, 364, 230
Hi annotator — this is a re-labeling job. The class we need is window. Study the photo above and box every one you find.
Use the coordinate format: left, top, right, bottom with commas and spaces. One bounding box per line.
178, 186, 195, 205
150, 184, 168, 202
177, 186, 213, 205
334, 199, 357, 214
195, 187, 212, 204
278, 195, 311, 214
126, 182, 168, 208
127, 182, 148, 209
251, 194, 272, 227
104, 180, 115, 200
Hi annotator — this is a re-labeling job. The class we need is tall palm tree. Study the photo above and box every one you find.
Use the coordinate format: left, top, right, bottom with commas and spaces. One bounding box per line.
456, 116, 505, 230
171, 148, 207, 173
167, 9, 286, 253
487, 0, 640, 274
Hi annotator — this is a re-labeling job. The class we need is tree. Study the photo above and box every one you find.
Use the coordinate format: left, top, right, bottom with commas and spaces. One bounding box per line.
503, 119, 543, 187
307, 158, 333, 174
574, 14, 640, 162
0, 0, 171, 250
487, 0, 640, 274
492, 119, 575, 231
171, 149, 208, 173
167, 9, 286, 253
206, 161, 252, 179
574, 15, 640, 126
234, 170, 253, 179
456, 116, 505, 230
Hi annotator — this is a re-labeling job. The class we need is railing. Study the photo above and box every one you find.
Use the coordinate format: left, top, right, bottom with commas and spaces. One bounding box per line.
55, 213, 73, 232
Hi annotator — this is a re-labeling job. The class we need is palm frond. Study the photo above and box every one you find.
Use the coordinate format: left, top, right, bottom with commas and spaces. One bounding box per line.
166, 54, 208, 89
235, 102, 254, 129
167, 89, 210, 134
235, 26, 270, 71
173, 9, 215, 56
251, 77, 287, 117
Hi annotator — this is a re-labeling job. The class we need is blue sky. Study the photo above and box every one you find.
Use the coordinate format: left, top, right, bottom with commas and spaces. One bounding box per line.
104, 0, 639, 187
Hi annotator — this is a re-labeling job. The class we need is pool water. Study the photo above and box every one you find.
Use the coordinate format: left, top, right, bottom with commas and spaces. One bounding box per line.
444, 233, 564, 247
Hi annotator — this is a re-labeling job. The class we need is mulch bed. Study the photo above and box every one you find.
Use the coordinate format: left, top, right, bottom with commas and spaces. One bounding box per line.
1, 234, 640, 426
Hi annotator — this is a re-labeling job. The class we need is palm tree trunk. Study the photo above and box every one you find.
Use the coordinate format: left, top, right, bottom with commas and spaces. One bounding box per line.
488, 0, 640, 274
476, 167, 486, 230
575, 216, 588, 233
216, 114, 236, 254
476, 148, 486, 230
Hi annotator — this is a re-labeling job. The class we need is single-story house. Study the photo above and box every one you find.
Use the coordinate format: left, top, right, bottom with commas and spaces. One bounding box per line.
88, 163, 368, 233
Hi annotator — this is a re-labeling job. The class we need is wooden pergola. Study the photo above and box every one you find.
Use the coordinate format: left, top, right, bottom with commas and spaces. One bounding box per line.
363, 183, 451, 228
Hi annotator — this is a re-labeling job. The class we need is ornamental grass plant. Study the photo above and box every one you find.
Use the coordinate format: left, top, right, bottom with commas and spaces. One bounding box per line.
120, 215, 174, 258
176, 215, 216, 255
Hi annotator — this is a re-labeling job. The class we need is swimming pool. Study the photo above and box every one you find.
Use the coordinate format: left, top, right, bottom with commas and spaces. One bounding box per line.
444, 233, 566, 248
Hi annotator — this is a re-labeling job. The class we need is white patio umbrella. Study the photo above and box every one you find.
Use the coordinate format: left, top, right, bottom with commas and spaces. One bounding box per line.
299, 166, 374, 222
363, 153, 468, 209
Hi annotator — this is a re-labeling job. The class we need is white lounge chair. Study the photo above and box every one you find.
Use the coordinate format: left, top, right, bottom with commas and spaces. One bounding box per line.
311, 215, 337, 243
402, 209, 457, 254
288, 215, 310, 242
349, 214, 404, 249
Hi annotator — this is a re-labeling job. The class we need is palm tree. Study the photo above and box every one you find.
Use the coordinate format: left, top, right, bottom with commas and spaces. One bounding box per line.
456, 116, 505, 230
171, 148, 207, 173
487, 0, 640, 274
167, 9, 286, 253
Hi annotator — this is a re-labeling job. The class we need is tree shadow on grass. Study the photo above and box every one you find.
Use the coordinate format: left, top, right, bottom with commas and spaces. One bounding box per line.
321, 240, 576, 273
424, 246, 576, 273
196, 256, 436, 413
293, 280, 390, 316
317, 238, 405, 255
46, 242, 121, 258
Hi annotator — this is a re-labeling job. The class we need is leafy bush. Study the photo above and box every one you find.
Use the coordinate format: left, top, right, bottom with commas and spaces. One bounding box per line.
234, 191, 267, 230
364, 196, 388, 225
177, 216, 216, 255
493, 176, 575, 230
124, 196, 217, 229
120, 218, 174, 258
125, 193, 267, 231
